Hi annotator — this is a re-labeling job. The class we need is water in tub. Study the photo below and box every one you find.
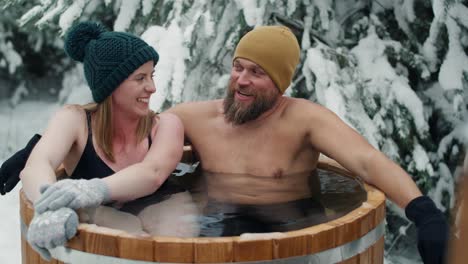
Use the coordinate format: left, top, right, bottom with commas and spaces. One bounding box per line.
85, 168, 366, 237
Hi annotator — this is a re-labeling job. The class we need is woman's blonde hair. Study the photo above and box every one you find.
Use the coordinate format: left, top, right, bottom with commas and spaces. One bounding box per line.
82, 96, 157, 162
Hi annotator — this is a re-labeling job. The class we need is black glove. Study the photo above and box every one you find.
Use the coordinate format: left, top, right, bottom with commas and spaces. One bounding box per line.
405, 195, 449, 264
0, 134, 41, 195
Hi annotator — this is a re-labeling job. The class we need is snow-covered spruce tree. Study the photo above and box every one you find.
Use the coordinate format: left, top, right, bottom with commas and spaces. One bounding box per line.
4, 0, 468, 257
0, 1, 74, 104
0, 2, 31, 100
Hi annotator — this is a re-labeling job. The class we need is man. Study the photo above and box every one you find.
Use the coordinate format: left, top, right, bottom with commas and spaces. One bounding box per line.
167, 26, 447, 264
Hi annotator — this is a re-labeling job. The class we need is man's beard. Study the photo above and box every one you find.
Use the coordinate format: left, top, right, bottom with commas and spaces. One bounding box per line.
223, 84, 279, 125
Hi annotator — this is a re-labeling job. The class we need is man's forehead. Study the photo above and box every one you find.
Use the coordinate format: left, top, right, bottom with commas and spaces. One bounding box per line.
233, 58, 265, 71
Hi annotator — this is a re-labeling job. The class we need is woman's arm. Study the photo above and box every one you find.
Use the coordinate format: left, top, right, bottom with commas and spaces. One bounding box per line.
102, 112, 184, 202
20, 105, 83, 202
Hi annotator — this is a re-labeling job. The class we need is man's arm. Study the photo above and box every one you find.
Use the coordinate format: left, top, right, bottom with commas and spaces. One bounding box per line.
305, 104, 421, 207
303, 101, 447, 264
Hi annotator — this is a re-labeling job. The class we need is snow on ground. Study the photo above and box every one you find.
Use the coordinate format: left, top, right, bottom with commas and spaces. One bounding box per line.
0, 99, 59, 264
0, 184, 21, 264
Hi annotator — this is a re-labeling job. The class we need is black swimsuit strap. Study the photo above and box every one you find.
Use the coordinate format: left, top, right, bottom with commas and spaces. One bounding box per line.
85, 110, 92, 135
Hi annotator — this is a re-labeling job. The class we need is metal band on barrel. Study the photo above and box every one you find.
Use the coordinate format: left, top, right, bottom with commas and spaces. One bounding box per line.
21, 220, 384, 264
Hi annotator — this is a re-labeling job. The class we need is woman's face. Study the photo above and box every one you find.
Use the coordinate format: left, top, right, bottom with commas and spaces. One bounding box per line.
112, 61, 156, 117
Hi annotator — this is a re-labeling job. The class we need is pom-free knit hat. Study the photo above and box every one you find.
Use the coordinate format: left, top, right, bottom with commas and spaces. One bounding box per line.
64, 21, 159, 103
233, 26, 300, 93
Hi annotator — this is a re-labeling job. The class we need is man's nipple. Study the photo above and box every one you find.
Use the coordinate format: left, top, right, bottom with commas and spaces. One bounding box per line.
273, 168, 284, 179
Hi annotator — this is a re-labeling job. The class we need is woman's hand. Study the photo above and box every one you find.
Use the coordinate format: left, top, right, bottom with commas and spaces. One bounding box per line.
35, 178, 110, 213
27, 207, 79, 261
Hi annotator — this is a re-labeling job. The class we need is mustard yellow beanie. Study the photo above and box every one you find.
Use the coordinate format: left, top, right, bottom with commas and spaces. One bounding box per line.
233, 26, 300, 93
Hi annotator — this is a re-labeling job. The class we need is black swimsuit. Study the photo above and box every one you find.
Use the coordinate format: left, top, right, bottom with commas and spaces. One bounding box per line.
70, 111, 152, 180
70, 111, 185, 214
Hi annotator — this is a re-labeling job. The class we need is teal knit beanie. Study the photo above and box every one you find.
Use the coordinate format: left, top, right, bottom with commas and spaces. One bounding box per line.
64, 21, 159, 103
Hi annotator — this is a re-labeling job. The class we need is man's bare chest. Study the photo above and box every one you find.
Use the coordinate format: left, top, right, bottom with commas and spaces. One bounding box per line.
190, 125, 313, 176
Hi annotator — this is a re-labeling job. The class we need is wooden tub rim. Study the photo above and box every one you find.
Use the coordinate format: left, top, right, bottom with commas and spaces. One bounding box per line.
20, 156, 386, 263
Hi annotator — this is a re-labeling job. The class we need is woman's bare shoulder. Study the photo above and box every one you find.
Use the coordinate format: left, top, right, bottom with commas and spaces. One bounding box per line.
50, 104, 87, 124
37, 104, 87, 153
156, 112, 183, 128
151, 112, 184, 136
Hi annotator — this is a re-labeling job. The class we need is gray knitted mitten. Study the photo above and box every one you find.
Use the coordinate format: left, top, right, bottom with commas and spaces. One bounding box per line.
35, 178, 110, 214
27, 207, 79, 261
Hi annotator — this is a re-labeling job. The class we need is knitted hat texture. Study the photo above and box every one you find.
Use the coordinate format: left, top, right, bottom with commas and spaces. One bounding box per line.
233, 26, 300, 93
64, 22, 159, 103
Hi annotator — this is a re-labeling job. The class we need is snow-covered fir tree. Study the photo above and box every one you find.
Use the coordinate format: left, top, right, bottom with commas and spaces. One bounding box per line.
1, 0, 467, 260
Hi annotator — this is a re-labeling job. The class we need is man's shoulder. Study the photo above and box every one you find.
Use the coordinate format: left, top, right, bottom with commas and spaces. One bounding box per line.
284, 97, 344, 130
166, 99, 221, 118
284, 97, 324, 114
281, 97, 335, 126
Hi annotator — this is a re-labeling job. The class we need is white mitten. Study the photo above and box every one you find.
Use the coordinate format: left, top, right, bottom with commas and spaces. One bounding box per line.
35, 178, 110, 214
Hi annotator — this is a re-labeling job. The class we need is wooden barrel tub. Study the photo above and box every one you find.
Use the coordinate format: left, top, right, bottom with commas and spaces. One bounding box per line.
20, 157, 385, 264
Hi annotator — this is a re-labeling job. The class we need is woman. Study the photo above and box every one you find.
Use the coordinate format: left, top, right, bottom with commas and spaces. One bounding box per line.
20, 21, 184, 260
